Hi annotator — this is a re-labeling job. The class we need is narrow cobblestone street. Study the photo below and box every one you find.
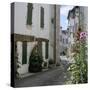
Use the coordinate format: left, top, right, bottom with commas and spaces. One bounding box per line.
15, 60, 70, 87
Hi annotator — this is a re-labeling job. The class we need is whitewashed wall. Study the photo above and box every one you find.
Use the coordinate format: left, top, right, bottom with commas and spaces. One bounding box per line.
14, 2, 54, 74
49, 5, 54, 60
56, 5, 60, 64
80, 7, 88, 31
17, 41, 36, 74
14, 2, 50, 39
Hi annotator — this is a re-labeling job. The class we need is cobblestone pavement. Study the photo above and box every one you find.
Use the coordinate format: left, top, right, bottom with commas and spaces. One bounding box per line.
15, 61, 70, 87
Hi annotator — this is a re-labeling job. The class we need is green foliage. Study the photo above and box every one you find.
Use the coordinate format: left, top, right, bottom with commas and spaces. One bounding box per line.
29, 45, 43, 72
68, 31, 88, 84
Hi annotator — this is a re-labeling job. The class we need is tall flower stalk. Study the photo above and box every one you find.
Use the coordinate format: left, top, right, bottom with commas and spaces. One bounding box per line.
68, 28, 88, 84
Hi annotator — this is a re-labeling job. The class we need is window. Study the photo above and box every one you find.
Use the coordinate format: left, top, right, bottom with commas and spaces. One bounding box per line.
51, 18, 54, 24
27, 3, 33, 25
22, 42, 27, 64
63, 38, 64, 44
45, 42, 48, 59
60, 36, 62, 41
66, 39, 68, 44
40, 7, 44, 28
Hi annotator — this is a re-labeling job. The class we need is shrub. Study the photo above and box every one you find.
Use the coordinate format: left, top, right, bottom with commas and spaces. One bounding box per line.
28, 45, 43, 73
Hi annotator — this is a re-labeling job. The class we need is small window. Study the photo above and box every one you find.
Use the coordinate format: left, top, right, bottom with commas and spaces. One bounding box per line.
51, 18, 54, 24
27, 3, 33, 25
40, 7, 44, 28
63, 39, 64, 44
66, 39, 68, 44
60, 36, 62, 41
22, 42, 27, 64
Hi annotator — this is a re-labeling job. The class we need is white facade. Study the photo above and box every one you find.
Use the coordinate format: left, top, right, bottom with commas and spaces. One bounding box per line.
67, 6, 80, 60
56, 5, 60, 64
14, 2, 50, 39
80, 6, 88, 31
60, 30, 68, 55
13, 2, 59, 75
67, 6, 88, 61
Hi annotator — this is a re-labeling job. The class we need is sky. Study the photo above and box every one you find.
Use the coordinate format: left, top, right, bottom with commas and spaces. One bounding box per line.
60, 5, 74, 30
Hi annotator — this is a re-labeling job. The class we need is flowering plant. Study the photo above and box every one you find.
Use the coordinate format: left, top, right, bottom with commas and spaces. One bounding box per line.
67, 29, 88, 84
80, 32, 87, 41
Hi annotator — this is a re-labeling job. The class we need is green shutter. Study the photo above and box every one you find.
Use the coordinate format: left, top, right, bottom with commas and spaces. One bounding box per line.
22, 42, 27, 64
27, 3, 33, 25
38, 41, 42, 57
45, 42, 48, 59
40, 7, 44, 28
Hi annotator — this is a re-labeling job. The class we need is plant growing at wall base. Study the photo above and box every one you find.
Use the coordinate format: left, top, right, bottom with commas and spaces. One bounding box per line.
68, 30, 88, 84
29, 45, 43, 73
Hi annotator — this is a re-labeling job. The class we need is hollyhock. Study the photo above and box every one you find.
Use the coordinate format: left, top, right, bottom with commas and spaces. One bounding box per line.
80, 32, 87, 40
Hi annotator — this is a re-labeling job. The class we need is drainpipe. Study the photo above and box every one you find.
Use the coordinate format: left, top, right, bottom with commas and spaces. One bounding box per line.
54, 5, 56, 66
79, 7, 80, 29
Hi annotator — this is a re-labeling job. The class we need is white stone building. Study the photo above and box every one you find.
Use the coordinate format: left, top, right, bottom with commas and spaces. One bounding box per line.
79, 6, 88, 32
67, 6, 88, 61
60, 29, 68, 55
11, 2, 60, 76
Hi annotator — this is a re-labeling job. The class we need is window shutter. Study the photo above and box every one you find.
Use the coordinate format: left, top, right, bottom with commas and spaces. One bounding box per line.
22, 42, 27, 64
66, 39, 68, 44
40, 7, 44, 28
63, 39, 64, 44
38, 41, 42, 57
27, 3, 33, 25
45, 42, 48, 59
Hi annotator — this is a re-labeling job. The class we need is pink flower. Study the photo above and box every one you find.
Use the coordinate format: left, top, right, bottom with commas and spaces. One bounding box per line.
80, 32, 87, 40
